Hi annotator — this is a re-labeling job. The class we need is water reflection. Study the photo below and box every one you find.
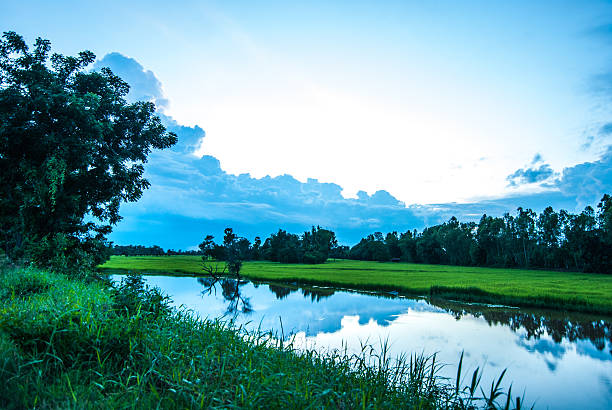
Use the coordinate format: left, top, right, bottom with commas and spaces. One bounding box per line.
432, 299, 612, 355
206, 277, 612, 354
209, 279, 424, 335
197, 277, 252, 314
301, 287, 335, 302
267, 283, 336, 302
268, 284, 292, 300
122, 274, 612, 410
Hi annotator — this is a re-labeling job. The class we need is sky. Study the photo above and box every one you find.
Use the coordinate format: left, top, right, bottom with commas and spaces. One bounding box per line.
3, 1, 612, 247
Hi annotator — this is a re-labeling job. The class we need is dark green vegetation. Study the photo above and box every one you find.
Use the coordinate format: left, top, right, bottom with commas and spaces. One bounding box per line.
350, 198, 612, 274
197, 226, 339, 264
0, 32, 176, 272
112, 244, 182, 256
113, 227, 343, 263
112, 195, 612, 274
100, 256, 612, 314
0, 267, 528, 409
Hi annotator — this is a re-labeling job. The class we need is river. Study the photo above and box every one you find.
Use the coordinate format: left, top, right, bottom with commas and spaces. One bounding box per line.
118, 274, 612, 409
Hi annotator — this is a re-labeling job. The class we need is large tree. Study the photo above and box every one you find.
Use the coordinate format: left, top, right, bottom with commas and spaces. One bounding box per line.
0, 32, 176, 271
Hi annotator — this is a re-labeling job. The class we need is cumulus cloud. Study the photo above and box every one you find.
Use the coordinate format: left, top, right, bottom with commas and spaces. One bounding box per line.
416, 146, 612, 221
99, 52, 612, 249
95, 53, 422, 247
94, 52, 169, 110
124, 144, 421, 245
94, 53, 204, 154
556, 146, 612, 208
506, 154, 556, 187
506, 164, 555, 186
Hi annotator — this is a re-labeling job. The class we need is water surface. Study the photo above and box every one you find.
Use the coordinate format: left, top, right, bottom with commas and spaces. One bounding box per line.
120, 274, 612, 410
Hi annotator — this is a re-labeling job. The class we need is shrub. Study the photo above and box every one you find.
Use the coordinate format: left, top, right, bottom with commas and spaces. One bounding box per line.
112, 272, 172, 319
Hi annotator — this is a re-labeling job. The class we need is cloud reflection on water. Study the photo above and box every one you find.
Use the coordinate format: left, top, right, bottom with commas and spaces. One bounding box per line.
129, 274, 612, 410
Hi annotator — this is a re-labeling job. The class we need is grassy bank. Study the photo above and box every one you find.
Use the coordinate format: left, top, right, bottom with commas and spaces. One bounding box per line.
100, 256, 612, 314
0, 267, 524, 409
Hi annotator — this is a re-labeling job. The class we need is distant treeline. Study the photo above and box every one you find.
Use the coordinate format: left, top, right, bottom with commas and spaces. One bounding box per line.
112, 226, 345, 264
200, 226, 343, 264
349, 194, 612, 273
113, 194, 612, 273
111, 245, 200, 256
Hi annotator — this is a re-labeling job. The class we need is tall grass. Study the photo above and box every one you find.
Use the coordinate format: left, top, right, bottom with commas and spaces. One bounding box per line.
0, 268, 530, 409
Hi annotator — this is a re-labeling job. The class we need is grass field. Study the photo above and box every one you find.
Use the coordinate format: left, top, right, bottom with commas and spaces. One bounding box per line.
100, 256, 612, 314
0, 267, 520, 408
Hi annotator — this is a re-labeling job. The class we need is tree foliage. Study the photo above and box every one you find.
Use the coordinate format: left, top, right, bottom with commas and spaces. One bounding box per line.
199, 226, 339, 265
0, 32, 176, 271
349, 232, 390, 262
349, 195, 612, 273
111, 245, 166, 256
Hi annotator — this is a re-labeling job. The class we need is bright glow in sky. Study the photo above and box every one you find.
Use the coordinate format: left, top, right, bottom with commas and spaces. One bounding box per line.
3, 0, 612, 204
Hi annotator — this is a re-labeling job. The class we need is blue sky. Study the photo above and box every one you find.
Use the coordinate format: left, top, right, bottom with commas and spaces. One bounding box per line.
3, 1, 612, 247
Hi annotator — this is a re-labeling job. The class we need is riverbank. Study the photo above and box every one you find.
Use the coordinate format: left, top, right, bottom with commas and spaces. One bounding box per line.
100, 256, 612, 314
0, 267, 521, 409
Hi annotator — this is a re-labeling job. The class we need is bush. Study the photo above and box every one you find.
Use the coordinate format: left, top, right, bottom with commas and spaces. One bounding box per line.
26, 233, 112, 276
112, 272, 172, 319
303, 250, 327, 264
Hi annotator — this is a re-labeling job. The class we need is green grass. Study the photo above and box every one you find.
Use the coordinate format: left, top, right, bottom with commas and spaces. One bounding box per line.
100, 256, 612, 314
0, 267, 525, 409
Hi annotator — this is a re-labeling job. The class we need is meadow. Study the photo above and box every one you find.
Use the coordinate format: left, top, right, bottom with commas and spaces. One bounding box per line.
100, 256, 612, 314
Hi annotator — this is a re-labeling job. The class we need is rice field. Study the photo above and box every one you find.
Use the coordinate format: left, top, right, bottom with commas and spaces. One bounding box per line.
100, 256, 612, 314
